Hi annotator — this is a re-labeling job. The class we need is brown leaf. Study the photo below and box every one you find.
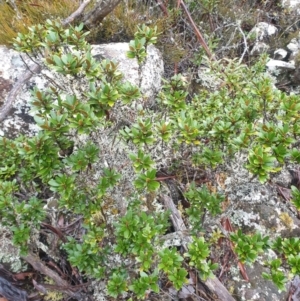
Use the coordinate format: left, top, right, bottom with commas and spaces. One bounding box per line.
13, 272, 33, 280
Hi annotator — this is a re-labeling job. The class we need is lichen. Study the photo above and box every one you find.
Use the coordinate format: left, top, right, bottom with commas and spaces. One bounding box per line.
0, 224, 27, 272
44, 277, 65, 301
44, 290, 64, 301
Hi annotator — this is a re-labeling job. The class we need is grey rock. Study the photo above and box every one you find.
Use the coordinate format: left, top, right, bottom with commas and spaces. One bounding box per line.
0, 43, 164, 137
266, 59, 295, 72
249, 22, 277, 41
274, 49, 288, 60
281, 0, 300, 14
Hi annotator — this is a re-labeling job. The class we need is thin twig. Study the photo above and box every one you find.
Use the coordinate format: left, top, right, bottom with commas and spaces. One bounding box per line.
179, 0, 214, 59
236, 20, 249, 64
154, 0, 169, 16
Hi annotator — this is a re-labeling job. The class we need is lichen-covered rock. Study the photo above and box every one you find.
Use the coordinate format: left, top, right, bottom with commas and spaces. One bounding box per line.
0, 43, 164, 137
0, 46, 41, 138
281, 0, 300, 14
249, 22, 278, 41
248, 22, 277, 56
216, 155, 299, 301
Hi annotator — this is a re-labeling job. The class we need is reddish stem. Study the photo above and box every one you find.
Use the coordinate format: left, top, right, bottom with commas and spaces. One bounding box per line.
179, 0, 214, 59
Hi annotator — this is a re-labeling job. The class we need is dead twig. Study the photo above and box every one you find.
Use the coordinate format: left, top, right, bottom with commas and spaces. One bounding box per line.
161, 194, 237, 301
22, 253, 69, 287
21, 253, 83, 299
82, 0, 122, 28
154, 0, 169, 16
221, 217, 249, 282
236, 20, 249, 64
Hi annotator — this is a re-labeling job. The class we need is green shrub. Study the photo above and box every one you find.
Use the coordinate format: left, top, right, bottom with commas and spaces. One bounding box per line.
2, 18, 300, 298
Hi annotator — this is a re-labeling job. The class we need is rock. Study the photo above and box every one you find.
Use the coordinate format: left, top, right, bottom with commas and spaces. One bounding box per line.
286, 33, 300, 62
249, 22, 277, 41
0, 43, 164, 137
266, 59, 295, 72
290, 276, 300, 301
213, 156, 300, 301
233, 261, 287, 301
274, 49, 288, 60
248, 22, 277, 55
265, 32, 300, 86
91, 42, 163, 107
287, 39, 300, 54
281, 0, 300, 14
140, 44, 164, 106
250, 41, 269, 55
0, 46, 40, 138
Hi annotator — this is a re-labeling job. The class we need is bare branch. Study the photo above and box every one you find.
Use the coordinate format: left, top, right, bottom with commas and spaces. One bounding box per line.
62, 0, 92, 27
22, 253, 69, 287
22, 253, 83, 299
237, 20, 249, 64
82, 0, 122, 28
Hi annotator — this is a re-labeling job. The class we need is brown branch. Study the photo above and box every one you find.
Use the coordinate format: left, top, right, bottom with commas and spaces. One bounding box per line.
82, 0, 122, 28
161, 194, 236, 301
154, 0, 169, 17
62, 0, 92, 26
22, 253, 69, 287
22, 253, 83, 299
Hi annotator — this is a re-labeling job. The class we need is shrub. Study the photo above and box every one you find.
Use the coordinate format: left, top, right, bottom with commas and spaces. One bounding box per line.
2, 17, 300, 298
